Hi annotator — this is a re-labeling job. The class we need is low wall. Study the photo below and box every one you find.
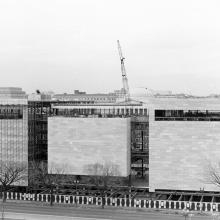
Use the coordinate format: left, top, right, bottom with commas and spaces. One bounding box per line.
4, 192, 220, 212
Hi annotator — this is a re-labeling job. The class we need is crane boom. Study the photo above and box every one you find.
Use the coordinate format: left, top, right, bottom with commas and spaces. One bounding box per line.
117, 40, 130, 101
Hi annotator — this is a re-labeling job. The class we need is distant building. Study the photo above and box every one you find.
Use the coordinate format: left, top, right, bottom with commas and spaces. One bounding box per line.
152, 90, 172, 96
74, 90, 86, 95
53, 90, 117, 103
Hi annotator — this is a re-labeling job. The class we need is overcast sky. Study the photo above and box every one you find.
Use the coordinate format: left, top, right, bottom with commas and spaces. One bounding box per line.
0, 0, 220, 95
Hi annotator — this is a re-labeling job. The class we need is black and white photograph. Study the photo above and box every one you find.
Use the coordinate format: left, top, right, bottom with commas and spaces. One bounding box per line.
1, 0, 220, 219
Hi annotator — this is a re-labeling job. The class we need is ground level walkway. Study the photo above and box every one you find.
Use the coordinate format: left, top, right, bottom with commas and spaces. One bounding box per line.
1, 201, 219, 220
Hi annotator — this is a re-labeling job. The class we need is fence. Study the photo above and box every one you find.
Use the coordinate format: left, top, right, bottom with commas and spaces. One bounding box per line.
4, 192, 220, 212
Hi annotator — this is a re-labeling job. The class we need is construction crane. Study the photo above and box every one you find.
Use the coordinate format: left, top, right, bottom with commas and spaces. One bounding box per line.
117, 40, 130, 101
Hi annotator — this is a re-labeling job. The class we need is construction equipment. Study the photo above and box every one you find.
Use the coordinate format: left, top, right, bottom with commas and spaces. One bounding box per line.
117, 40, 130, 101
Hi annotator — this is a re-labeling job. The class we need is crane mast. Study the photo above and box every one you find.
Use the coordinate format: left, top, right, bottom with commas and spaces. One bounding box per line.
117, 40, 130, 101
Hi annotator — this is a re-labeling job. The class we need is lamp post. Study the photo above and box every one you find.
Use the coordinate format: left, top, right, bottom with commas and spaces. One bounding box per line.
73, 180, 79, 207
50, 181, 55, 206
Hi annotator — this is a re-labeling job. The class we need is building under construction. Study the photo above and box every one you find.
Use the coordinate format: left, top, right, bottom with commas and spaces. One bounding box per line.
28, 99, 149, 187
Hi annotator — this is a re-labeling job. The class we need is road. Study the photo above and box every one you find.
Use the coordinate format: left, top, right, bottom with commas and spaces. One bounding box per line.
0, 202, 218, 220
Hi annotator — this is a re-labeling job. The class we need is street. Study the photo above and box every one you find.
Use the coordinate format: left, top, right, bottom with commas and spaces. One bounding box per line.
0, 202, 218, 220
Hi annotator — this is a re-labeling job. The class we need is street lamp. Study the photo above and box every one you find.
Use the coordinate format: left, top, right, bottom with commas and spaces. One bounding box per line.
73, 179, 79, 193
50, 181, 57, 206
73, 179, 79, 207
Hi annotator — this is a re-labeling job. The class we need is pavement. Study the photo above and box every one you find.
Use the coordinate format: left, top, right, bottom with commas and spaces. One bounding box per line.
0, 201, 219, 220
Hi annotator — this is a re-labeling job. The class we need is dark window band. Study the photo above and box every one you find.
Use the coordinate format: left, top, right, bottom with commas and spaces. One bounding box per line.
155, 110, 220, 121
0, 107, 23, 119
53, 108, 148, 118
0, 114, 23, 119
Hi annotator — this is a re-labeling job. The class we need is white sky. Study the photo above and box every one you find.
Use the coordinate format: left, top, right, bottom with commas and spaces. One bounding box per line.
0, 0, 220, 95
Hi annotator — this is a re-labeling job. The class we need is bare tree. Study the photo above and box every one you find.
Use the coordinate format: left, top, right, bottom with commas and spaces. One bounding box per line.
205, 162, 220, 188
84, 162, 121, 209
0, 161, 27, 202
0, 161, 27, 220
29, 161, 64, 206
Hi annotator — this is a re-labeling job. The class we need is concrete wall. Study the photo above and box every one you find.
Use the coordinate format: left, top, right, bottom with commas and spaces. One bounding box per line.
148, 97, 220, 192
48, 117, 131, 176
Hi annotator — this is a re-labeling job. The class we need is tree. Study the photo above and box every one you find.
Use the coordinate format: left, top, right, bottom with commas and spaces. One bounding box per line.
29, 161, 64, 206
84, 162, 121, 209
205, 162, 220, 188
0, 161, 27, 220
0, 161, 27, 202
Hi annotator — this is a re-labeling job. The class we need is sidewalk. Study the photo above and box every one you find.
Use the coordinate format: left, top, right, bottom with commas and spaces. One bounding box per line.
3, 199, 217, 218
3, 211, 101, 220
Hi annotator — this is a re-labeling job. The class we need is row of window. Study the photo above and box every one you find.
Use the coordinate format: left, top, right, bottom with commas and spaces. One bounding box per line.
56, 108, 148, 117
78, 97, 115, 101
28, 107, 52, 114
155, 110, 220, 121
56, 97, 116, 102
0, 108, 22, 114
